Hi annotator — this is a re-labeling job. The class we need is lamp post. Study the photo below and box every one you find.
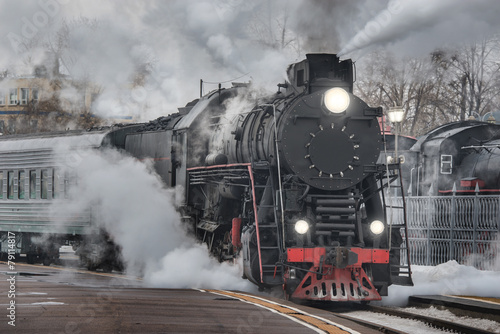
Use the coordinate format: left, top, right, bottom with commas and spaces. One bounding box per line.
387, 106, 405, 164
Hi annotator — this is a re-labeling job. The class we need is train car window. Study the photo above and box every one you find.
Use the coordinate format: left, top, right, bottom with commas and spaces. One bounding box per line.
41, 169, 48, 199
30, 170, 36, 199
18, 171, 25, 199
64, 171, 72, 198
53, 171, 60, 199
7, 171, 14, 199
440, 155, 453, 174
0, 171, 3, 199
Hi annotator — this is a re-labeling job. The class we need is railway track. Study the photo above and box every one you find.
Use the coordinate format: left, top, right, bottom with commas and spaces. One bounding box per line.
320, 310, 407, 334
311, 298, 499, 334
350, 304, 494, 334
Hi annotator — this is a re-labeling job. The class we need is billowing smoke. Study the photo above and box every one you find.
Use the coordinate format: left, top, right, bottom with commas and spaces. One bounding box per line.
2, 0, 499, 123
0, 0, 300, 122
287, 0, 370, 53
5, 0, 496, 124
53, 146, 253, 291
339, 0, 500, 58
0, 0, 388, 123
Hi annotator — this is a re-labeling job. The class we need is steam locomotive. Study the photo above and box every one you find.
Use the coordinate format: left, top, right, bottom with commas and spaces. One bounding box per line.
124, 53, 412, 301
0, 54, 412, 301
404, 120, 500, 196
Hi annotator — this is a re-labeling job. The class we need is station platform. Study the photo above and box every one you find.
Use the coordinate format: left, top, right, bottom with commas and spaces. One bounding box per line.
0, 262, 387, 334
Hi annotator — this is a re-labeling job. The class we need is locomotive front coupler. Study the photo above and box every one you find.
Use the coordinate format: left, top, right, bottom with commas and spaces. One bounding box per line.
325, 247, 359, 269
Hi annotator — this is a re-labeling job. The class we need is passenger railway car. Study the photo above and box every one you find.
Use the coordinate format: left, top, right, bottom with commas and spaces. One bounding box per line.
0, 127, 138, 267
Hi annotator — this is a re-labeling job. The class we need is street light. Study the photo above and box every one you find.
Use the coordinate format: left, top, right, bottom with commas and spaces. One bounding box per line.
387, 106, 405, 164
481, 112, 496, 124
387, 106, 405, 123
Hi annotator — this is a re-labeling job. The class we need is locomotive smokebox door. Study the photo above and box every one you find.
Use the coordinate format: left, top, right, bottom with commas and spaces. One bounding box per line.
279, 92, 382, 190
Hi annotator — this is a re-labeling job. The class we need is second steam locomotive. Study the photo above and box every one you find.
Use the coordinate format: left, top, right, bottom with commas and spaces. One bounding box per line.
0, 54, 412, 301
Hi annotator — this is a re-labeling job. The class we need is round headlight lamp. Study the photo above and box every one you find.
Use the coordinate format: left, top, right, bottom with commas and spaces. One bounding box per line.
369, 220, 385, 235
294, 220, 309, 235
323, 87, 350, 113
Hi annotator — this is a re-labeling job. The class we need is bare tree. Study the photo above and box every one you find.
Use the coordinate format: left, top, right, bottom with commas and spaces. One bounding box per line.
447, 38, 500, 119
355, 52, 441, 136
247, 2, 302, 56
356, 37, 500, 136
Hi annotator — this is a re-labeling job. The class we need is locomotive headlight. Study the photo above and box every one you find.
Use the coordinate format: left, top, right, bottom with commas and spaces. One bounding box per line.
323, 87, 350, 113
369, 220, 385, 235
294, 220, 309, 235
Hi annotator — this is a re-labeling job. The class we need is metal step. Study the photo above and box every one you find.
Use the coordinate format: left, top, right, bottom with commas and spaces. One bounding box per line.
316, 207, 356, 214
315, 223, 355, 230
316, 214, 356, 222
391, 275, 414, 286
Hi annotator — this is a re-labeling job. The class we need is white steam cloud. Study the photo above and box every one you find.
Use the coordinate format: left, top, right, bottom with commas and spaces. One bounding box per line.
55, 147, 253, 291
339, 0, 500, 58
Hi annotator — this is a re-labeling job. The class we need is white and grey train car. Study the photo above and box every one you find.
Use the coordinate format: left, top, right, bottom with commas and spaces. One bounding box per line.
0, 126, 137, 266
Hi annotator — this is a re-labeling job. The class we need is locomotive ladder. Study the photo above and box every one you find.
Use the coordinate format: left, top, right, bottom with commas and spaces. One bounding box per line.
252, 161, 284, 285
380, 163, 413, 286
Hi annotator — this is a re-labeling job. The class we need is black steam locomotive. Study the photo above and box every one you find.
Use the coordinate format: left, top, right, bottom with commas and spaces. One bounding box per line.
124, 54, 412, 301
0, 54, 412, 301
404, 120, 500, 196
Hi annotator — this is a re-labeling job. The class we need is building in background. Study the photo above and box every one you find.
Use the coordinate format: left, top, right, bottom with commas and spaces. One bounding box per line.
0, 66, 135, 135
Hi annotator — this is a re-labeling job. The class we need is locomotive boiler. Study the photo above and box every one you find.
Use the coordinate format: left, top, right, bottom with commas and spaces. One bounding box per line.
126, 54, 413, 301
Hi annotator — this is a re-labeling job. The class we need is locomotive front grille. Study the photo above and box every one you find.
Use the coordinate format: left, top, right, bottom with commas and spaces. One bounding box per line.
311, 195, 359, 246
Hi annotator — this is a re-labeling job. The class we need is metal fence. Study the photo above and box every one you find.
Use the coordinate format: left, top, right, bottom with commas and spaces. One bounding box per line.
387, 194, 500, 270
